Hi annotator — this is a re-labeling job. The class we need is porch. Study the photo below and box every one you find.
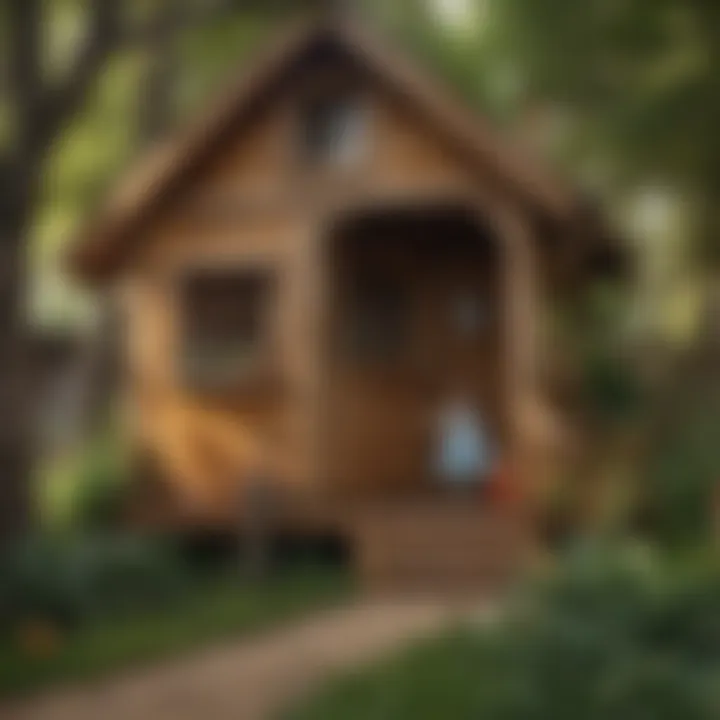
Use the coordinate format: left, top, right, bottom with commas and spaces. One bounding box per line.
284, 200, 539, 590
314, 199, 541, 503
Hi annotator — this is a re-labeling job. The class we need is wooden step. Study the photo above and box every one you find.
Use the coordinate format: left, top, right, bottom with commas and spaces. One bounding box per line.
350, 500, 530, 593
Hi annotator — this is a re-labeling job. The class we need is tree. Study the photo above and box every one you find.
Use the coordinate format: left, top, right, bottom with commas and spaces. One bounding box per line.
484, 0, 720, 259
0, 0, 298, 540
1, 0, 125, 538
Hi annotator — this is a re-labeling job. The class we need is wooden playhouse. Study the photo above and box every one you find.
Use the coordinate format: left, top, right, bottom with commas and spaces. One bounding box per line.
69, 14, 619, 588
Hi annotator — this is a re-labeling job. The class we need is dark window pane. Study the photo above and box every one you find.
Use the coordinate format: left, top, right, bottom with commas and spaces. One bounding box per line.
300, 93, 364, 166
181, 271, 272, 389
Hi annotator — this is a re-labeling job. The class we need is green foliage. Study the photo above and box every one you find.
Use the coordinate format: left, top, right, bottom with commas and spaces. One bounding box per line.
287, 546, 720, 720
0, 535, 187, 633
0, 536, 87, 631
486, 0, 720, 180
176, 15, 270, 120
69, 431, 129, 530
364, 0, 499, 113
40, 424, 131, 531
528, 544, 720, 665
583, 353, 645, 426
483, 0, 720, 285
642, 388, 720, 549
557, 282, 645, 428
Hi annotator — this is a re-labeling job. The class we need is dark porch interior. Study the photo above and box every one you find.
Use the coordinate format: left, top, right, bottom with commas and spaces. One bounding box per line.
325, 204, 505, 498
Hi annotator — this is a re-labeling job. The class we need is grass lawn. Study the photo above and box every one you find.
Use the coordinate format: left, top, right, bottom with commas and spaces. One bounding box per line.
283, 628, 491, 720
0, 567, 353, 701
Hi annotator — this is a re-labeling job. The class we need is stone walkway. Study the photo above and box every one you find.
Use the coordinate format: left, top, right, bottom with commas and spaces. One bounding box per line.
4, 598, 480, 720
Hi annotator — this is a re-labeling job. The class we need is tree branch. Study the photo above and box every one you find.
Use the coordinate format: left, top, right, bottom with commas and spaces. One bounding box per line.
37, 0, 284, 153
120, 0, 296, 49
7, 0, 43, 157
138, 0, 185, 145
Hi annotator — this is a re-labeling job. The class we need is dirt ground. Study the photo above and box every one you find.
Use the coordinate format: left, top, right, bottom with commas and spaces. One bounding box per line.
3, 598, 482, 720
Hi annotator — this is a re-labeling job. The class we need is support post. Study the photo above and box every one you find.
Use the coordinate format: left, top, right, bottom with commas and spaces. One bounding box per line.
283, 212, 329, 492
486, 200, 543, 525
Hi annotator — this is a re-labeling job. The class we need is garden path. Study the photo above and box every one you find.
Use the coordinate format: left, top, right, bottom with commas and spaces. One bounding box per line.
4, 598, 480, 720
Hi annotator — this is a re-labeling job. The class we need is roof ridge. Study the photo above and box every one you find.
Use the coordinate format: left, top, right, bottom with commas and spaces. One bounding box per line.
68, 12, 582, 282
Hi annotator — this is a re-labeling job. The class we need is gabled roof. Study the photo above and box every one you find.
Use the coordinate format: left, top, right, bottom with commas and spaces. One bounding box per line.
68, 13, 590, 283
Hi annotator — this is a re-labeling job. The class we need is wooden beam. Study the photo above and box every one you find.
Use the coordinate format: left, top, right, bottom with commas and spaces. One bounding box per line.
483, 199, 542, 513
281, 211, 329, 490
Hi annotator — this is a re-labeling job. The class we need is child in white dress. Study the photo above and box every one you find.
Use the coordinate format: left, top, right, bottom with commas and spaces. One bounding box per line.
435, 396, 494, 490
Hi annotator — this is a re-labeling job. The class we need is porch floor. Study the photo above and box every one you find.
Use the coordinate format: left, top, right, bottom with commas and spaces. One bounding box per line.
347, 496, 531, 593
130, 487, 532, 593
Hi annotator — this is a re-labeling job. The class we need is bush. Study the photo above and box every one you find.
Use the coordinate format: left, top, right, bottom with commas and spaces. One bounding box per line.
0, 537, 88, 632
500, 546, 720, 718
642, 401, 720, 549
527, 544, 720, 664
0, 534, 188, 635
636, 321, 720, 549
70, 428, 131, 530
39, 424, 132, 531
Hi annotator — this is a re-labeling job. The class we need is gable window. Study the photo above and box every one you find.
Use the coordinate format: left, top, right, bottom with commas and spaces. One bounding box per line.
180, 270, 273, 391
299, 92, 366, 167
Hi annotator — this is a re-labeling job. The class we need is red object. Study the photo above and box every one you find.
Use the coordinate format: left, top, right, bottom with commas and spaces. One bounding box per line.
487, 461, 521, 509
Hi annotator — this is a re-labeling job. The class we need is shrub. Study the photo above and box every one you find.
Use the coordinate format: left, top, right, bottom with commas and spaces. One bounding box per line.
70, 428, 131, 530
0, 534, 188, 635
39, 423, 132, 532
527, 544, 720, 664
636, 317, 720, 549
501, 546, 720, 718
0, 537, 88, 633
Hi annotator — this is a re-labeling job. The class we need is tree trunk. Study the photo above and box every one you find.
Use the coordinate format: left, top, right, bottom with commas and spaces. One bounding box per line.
37, 1, 182, 462
0, 169, 37, 541
138, 0, 181, 145
0, 0, 266, 543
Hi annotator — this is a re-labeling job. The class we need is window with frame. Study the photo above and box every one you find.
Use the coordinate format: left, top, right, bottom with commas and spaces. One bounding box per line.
180, 270, 273, 390
299, 91, 366, 168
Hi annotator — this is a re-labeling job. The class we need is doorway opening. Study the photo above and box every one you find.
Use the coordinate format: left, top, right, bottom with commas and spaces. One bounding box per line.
326, 203, 505, 497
